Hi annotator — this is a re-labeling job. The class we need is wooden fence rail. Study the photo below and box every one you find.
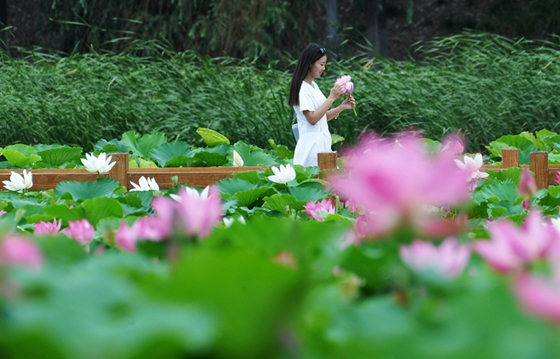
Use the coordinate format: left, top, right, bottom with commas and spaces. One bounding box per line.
1, 149, 558, 191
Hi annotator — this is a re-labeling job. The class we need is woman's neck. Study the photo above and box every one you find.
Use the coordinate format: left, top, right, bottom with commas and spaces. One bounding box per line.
303, 73, 313, 84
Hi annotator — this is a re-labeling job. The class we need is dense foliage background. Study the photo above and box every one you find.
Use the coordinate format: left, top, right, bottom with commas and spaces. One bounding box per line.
1, 33, 560, 153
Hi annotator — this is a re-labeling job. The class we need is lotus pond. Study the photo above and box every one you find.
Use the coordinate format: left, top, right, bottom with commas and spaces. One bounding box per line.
2, 129, 560, 359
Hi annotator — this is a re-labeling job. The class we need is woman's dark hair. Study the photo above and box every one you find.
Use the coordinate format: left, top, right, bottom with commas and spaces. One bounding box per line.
288, 43, 327, 107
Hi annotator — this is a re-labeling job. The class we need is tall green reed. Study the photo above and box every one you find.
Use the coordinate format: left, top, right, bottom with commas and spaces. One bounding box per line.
1, 33, 560, 153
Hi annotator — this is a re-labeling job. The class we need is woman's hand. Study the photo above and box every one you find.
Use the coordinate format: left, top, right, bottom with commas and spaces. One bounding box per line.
340, 95, 356, 110
328, 83, 345, 101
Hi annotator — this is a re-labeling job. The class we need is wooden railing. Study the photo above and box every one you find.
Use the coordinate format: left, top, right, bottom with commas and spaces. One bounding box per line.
1, 149, 556, 191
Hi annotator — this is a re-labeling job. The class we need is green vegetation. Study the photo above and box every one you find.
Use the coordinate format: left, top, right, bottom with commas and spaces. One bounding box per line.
1, 33, 560, 153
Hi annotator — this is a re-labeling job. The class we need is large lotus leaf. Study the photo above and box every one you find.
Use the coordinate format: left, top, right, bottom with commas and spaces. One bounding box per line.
485, 167, 522, 183
122, 131, 167, 159
37, 204, 86, 225
232, 170, 263, 184
2, 254, 216, 359
485, 135, 540, 164
549, 151, 560, 164
1, 144, 42, 167
151, 141, 193, 167
263, 193, 304, 212
231, 186, 274, 207
34, 234, 87, 265
232, 141, 280, 166
472, 181, 519, 206
34, 144, 83, 167
0, 192, 43, 209
193, 151, 228, 167
82, 197, 124, 225
166, 247, 299, 358
55, 178, 121, 200
288, 182, 330, 203
535, 129, 560, 150
94, 138, 130, 153
118, 192, 153, 216
196, 127, 230, 147
217, 178, 257, 197
267, 139, 294, 160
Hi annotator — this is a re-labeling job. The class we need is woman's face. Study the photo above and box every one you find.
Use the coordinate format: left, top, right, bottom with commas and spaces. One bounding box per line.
308, 55, 327, 79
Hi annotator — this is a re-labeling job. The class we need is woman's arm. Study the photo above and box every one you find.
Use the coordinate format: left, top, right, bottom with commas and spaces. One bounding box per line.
302, 83, 345, 125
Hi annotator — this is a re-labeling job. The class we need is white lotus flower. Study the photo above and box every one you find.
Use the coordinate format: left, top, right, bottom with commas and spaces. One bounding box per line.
454, 153, 489, 181
81, 152, 116, 174
233, 150, 244, 167
267, 164, 296, 184
170, 186, 210, 202
223, 215, 246, 228
130, 176, 159, 191
3, 170, 33, 192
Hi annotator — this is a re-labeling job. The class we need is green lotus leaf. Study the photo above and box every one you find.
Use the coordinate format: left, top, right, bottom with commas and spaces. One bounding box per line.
55, 178, 121, 201
1, 144, 42, 167
267, 139, 294, 160
94, 138, 130, 153
217, 178, 257, 197
151, 141, 193, 167
194, 151, 228, 167
232, 141, 279, 166
34, 144, 83, 167
39, 204, 86, 225
231, 170, 262, 184
231, 186, 274, 207
486, 135, 540, 165
196, 127, 230, 147
122, 131, 167, 159
263, 193, 304, 212
288, 183, 330, 203
82, 197, 124, 225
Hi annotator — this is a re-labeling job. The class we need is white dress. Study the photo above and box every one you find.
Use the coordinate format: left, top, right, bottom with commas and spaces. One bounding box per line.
293, 81, 332, 167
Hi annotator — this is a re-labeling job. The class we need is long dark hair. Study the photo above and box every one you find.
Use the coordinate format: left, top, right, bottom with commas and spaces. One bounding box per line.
288, 43, 327, 107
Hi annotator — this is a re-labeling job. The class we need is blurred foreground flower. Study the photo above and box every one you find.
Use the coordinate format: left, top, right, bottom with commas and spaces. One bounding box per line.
152, 185, 222, 239
514, 265, 560, 323
0, 235, 43, 270
268, 164, 296, 184
3, 170, 33, 192
474, 211, 560, 273
130, 176, 159, 191
81, 152, 116, 174
63, 219, 95, 246
330, 134, 471, 238
304, 198, 336, 221
232, 150, 244, 167
399, 237, 470, 279
518, 168, 537, 210
34, 218, 62, 236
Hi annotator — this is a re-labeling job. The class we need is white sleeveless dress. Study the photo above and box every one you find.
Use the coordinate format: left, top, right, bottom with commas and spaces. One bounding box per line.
293, 81, 332, 167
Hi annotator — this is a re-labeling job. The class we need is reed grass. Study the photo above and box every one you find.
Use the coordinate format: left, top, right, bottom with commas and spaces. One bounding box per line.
1, 33, 560, 153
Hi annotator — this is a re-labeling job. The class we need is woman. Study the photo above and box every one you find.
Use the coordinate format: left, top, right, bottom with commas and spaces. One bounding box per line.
288, 44, 355, 167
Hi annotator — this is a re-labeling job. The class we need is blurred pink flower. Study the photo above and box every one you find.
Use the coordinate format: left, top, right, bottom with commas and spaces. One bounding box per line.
514, 267, 560, 323
304, 198, 336, 221
518, 168, 537, 200
132, 216, 170, 241
474, 211, 560, 273
0, 210, 6, 216
399, 237, 471, 279
441, 134, 465, 155
115, 222, 137, 253
330, 133, 471, 238
152, 185, 223, 240
63, 219, 95, 245
0, 235, 44, 270
34, 219, 62, 236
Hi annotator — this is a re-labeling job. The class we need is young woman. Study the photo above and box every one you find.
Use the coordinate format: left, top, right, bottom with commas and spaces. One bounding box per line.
288, 43, 355, 167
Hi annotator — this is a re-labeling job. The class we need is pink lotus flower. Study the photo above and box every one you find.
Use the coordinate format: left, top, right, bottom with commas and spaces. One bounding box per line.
474, 211, 560, 273
0, 210, 6, 216
454, 153, 489, 191
34, 219, 62, 236
0, 235, 44, 270
518, 168, 537, 200
63, 219, 95, 245
152, 185, 223, 240
399, 237, 471, 279
441, 134, 465, 155
330, 133, 471, 238
115, 222, 137, 253
304, 198, 336, 221
514, 267, 560, 323
335, 75, 354, 95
